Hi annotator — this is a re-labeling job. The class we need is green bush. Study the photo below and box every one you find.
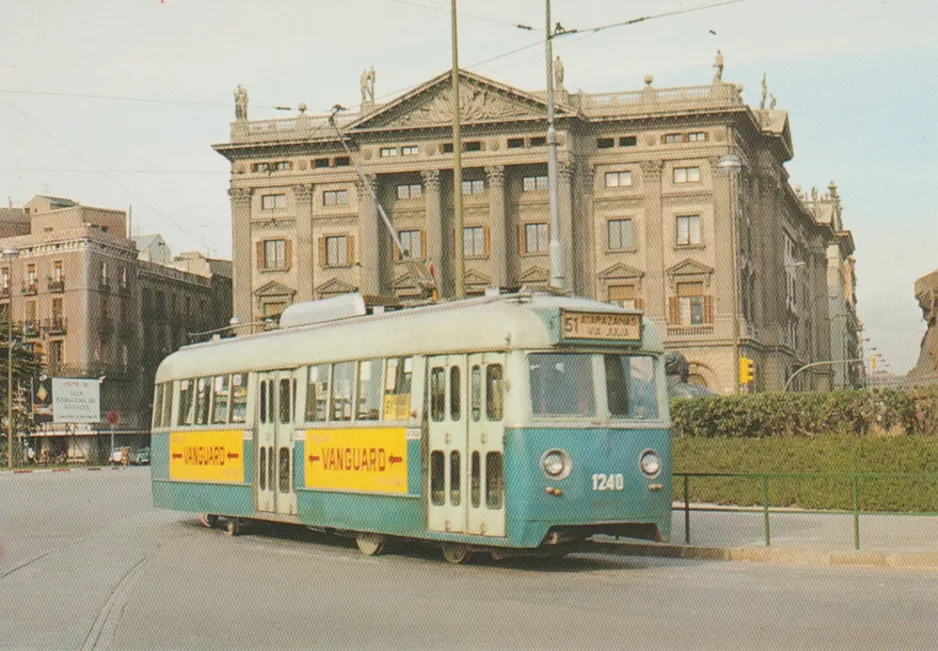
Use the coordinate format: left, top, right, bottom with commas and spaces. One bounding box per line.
672, 436, 938, 512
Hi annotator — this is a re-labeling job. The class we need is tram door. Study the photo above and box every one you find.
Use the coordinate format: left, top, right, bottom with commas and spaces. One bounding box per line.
255, 370, 298, 516
427, 354, 506, 537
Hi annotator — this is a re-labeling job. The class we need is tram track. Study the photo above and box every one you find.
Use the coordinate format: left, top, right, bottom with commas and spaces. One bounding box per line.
0, 537, 90, 581
80, 557, 149, 651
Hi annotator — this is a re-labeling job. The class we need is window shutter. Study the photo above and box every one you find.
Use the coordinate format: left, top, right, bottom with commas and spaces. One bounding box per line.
634, 297, 645, 311
420, 230, 427, 260
668, 297, 679, 324
318, 237, 326, 268
483, 226, 491, 257
256, 241, 265, 269
284, 240, 293, 271
517, 224, 524, 254
703, 295, 714, 323
347, 234, 356, 265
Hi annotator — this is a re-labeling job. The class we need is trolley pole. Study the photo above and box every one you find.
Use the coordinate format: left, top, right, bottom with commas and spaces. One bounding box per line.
451, 0, 465, 299
545, 0, 564, 290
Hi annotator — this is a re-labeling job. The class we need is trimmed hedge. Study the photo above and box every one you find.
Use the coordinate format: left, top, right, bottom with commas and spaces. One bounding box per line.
672, 436, 938, 512
670, 386, 938, 439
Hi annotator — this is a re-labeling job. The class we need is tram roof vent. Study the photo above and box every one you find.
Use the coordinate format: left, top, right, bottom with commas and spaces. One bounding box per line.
278, 292, 368, 328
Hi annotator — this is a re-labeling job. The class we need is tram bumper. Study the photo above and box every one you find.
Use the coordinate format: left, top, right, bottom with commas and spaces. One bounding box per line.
505, 426, 672, 546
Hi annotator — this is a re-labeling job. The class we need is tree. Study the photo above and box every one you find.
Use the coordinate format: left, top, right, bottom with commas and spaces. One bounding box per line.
0, 321, 45, 463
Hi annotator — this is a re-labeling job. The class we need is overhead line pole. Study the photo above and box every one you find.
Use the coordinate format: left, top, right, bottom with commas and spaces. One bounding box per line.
545, 0, 564, 291
451, 0, 465, 299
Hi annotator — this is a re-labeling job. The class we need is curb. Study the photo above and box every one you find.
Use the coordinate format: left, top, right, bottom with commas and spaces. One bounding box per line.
1, 466, 136, 475
583, 540, 938, 570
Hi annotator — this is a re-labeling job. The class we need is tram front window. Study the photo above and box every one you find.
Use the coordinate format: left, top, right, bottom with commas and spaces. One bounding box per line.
528, 353, 595, 418
604, 354, 659, 420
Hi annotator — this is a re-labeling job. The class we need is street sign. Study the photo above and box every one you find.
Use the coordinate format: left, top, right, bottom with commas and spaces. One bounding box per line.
51, 378, 100, 424
106, 410, 120, 426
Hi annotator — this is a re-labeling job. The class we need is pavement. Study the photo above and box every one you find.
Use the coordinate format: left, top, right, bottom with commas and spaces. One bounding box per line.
589, 505, 938, 570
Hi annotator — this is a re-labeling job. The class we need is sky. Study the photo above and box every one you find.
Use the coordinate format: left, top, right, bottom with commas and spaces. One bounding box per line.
1, 0, 935, 374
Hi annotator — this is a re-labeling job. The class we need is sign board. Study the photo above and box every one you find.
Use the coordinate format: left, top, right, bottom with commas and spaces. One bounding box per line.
304, 427, 408, 494
51, 378, 101, 424
169, 430, 245, 483
560, 310, 642, 342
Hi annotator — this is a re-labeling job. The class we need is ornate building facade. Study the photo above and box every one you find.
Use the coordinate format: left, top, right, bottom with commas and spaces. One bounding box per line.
214, 65, 857, 394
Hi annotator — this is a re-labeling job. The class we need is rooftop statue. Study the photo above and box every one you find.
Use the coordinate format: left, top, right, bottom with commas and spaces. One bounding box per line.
234, 84, 249, 121
712, 49, 724, 82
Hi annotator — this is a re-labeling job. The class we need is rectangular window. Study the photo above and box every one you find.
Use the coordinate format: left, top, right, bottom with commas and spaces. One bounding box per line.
396, 184, 422, 200
275, 161, 292, 171
379, 147, 398, 157
608, 219, 634, 250
401, 145, 419, 156
449, 366, 461, 421
305, 364, 330, 422
676, 214, 701, 246
398, 230, 423, 259
262, 239, 286, 270
230, 373, 248, 423
464, 226, 486, 257
461, 179, 485, 195
486, 365, 503, 421
507, 137, 525, 149
442, 143, 454, 153
604, 171, 632, 188
53, 261, 63, 281
603, 354, 659, 420
1, 267, 8, 290
688, 131, 708, 142
677, 281, 706, 325
619, 135, 637, 147
261, 194, 287, 211
333, 156, 350, 167
314, 158, 330, 168
597, 137, 615, 149
524, 223, 549, 253
383, 357, 413, 421
430, 367, 445, 422
331, 361, 355, 421
356, 359, 384, 421
253, 162, 270, 173
278, 378, 292, 424
194, 377, 211, 425
528, 353, 595, 418
160, 381, 173, 426
323, 189, 348, 206
211, 375, 230, 424
430, 451, 445, 505
326, 235, 349, 267
673, 166, 701, 184
522, 175, 549, 191
664, 133, 683, 144
528, 136, 546, 147
152, 384, 164, 429
177, 380, 194, 426
464, 141, 482, 152
486, 452, 503, 509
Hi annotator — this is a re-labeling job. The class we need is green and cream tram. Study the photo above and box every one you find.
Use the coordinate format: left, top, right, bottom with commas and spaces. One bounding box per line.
150, 292, 672, 562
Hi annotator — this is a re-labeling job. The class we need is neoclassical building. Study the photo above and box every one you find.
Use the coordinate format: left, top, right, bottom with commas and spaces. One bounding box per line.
214, 64, 857, 394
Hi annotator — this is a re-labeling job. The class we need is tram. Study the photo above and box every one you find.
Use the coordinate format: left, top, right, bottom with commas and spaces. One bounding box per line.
150, 291, 672, 563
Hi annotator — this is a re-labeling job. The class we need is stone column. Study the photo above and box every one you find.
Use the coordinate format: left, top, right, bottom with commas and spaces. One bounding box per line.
355, 174, 380, 296
559, 159, 575, 292
228, 186, 253, 329
293, 184, 314, 303
574, 164, 595, 297
711, 156, 736, 335
484, 165, 506, 288
641, 161, 665, 322
421, 170, 443, 288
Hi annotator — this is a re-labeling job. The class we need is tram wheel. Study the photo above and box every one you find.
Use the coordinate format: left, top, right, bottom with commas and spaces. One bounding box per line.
355, 533, 387, 556
441, 543, 473, 565
223, 517, 241, 537
200, 513, 219, 529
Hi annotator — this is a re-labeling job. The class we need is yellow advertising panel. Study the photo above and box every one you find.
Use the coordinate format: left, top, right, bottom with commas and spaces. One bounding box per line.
169, 430, 245, 483
304, 427, 407, 494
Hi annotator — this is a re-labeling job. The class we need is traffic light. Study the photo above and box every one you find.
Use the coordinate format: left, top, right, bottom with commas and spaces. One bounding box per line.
739, 356, 755, 385
871, 354, 877, 371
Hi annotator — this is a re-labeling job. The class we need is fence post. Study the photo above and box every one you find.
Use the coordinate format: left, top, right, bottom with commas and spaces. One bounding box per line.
852, 475, 860, 551
762, 475, 771, 546
683, 475, 690, 544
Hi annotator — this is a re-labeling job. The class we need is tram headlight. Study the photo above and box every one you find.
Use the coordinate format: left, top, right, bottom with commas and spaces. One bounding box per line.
640, 449, 662, 478
541, 449, 571, 480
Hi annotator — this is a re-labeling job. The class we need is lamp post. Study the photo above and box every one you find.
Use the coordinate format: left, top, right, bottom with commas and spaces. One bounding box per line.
715, 153, 743, 392
3, 246, 19, 469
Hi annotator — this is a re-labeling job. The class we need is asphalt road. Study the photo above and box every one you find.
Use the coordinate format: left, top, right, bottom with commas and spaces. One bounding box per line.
1, 469, 936, 650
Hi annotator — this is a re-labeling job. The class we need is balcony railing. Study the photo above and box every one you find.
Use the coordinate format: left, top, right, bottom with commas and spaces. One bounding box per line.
21, 281, 39, 296
48, 276, 66, 293
43, 316, 68, 335
22, 320, 40, 337
0, 287, 9, 300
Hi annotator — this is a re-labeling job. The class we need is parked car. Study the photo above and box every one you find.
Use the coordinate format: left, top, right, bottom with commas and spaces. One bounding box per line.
133, 447, 151, 466
110, 447, 124, 464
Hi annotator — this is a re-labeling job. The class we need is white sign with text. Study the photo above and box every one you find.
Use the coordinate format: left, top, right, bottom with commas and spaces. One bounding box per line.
52, 378, 101, 424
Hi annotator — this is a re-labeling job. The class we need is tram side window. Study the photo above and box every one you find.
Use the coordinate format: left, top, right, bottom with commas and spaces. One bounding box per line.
211, 375, 230, 424
528, 353, 596, 417
305, 364, 330, 422
194, 377, 211, 425
152, 384, 163, 429
259, 380, 267, 424
356, 359, 384, 421
470, 366, 482, 422
331, 362, 355, 421
279, 378, 292, 424
162, 382, 173, 426
430, 367, 445, 422
486, 452, 503, 509
430, 451, 445, 505
605, 354, 659, 420
230, 373, 248, 423
449, 366, 461, 421
486, 364, 504, 421
383, 357, 412, 421
177, 380, 194, 426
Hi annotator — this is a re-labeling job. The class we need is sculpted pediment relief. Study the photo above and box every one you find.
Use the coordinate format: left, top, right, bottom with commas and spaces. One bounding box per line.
465, 269, 492, 286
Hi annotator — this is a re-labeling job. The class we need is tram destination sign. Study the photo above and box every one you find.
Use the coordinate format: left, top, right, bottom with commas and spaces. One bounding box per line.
560, 310, 641, 342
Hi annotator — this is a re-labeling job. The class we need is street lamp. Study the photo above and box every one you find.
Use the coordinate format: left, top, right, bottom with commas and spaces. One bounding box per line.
3, 246, 19, 469
716, 153, 744, 392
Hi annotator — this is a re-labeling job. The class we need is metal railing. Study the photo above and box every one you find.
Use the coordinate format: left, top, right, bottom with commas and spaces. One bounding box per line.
675, 471, 938, 550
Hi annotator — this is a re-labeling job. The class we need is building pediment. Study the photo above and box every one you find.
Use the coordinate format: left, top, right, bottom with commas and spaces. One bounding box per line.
391, 271, 417, 290
598, 263, 645, 281
314, 277, 358, 295
666, 259, 714, 277
349, 69, 574, 132
519, 265, 549, 284
254, 281, 296, 298
465, 269, 492, 286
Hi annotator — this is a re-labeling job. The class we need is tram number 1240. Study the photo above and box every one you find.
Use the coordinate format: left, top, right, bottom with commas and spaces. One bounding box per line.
592, 473, 625, 491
